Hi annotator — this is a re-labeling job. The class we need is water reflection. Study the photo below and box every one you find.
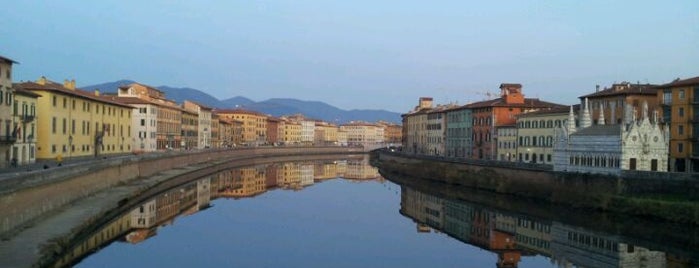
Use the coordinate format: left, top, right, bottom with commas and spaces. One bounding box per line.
397, 181, 696, 268
49, 155, 380, 267
46, 155, 696, 268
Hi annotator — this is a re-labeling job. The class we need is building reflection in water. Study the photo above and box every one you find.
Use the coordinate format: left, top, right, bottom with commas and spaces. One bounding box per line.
49, 154, 694, 268
50, 155, 380, 267
399, 186, 692, 268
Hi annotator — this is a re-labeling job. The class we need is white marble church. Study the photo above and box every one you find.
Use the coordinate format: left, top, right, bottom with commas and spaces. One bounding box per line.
553, 99, 669, 175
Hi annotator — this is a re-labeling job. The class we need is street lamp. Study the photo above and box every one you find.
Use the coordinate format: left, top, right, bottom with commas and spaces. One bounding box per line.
68, 135, 73, 159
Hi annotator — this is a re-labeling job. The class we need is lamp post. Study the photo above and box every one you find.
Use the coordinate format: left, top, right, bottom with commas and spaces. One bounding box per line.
68, 135, 73, 160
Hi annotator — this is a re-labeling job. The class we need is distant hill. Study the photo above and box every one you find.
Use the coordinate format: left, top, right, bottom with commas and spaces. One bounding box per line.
82, 80, 402, 123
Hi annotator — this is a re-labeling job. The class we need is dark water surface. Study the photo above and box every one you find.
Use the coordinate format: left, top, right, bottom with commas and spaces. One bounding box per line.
54, 156, 695, 268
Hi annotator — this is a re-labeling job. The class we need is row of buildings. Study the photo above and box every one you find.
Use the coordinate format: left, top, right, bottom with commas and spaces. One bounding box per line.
0, 54, 401, 167
402, 78, 699, 174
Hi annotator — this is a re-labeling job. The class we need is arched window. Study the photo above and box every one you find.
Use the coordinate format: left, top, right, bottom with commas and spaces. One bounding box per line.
533, 121, 538, 128
539, 136, 545, 147
540, 120, 546, 128
555, 120, 561, 127
547, 136, 553, 146
547, 120, 553, 128
526, 121, 530, 128
531, 136, 537, 146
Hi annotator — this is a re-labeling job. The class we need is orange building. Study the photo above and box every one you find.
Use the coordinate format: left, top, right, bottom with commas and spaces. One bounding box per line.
215, 109, 267, 145
465, 83, 564, 160
657, 76, 699, 172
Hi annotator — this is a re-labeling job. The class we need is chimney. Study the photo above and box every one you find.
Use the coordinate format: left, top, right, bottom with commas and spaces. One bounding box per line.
418, 97, 433, 110
37, 76, 47, 85
94, 89, 100, 96
64, 79, 76, 90
595, 85, 600, 92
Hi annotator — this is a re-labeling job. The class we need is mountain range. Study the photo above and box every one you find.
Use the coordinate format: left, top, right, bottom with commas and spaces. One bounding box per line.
82, 80, 401, 123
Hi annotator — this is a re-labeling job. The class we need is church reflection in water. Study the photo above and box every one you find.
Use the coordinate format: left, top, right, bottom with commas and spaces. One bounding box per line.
49, 155, 696, 268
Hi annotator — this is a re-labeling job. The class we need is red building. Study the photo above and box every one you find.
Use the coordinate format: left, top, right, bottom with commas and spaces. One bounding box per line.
465, 83, 565, 160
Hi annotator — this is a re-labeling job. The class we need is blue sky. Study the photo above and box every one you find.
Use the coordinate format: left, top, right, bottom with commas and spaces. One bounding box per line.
2, 1, 697, 112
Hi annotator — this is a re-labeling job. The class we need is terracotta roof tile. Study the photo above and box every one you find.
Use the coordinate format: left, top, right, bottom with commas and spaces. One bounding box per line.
658, 76, 699, 88
15, 80, 134, 108
579, 83, 657, 98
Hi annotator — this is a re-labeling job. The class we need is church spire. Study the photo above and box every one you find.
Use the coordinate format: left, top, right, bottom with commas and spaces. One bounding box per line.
580, 98, 592, 128
567, 105, 576, 133
598, 102, 605, 125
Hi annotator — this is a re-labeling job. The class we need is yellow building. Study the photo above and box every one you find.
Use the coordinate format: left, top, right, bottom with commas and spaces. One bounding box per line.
15, 77, 133, 160
377, 121, 402, 145
215, 109, 267, 146
282, 119, 302, 145
314, 121, 338, 145
0, 55, 17, 167
657, 76, 699, 172
496, 124, 517, 162
231, 119, 243, 146
223, 166, 267, 197
11, 89, 40, 166
278, 162, 301, 189
219, 118, 233, 148
211, 114, 220, 148
181, 109, 198, 150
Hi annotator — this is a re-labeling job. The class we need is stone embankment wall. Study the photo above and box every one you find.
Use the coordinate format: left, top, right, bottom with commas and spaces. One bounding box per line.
0, 147, 363, 237
376, 151, 699, 224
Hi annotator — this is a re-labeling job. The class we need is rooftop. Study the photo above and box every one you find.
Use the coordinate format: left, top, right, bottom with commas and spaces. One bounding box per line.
658, 76, 699, 88
15, 78, 134, 109
579, 82, 657, 99
464, 98, 565, 109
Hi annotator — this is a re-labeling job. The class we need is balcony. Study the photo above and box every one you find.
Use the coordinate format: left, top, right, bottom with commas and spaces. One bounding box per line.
21, 115, 35, 123
0, 135, 16, 144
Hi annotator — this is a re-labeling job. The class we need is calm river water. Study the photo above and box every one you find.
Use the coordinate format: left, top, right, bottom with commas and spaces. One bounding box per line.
50, 155, 696, 268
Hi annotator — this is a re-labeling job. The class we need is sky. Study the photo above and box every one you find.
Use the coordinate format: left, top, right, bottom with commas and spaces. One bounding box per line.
2, 1, 697, 112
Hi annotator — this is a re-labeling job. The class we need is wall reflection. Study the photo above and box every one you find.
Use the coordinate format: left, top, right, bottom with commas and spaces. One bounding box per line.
50, 155, 380, 267
399, 185, 694, 268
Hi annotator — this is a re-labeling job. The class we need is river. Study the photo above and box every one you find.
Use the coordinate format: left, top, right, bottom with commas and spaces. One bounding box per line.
43, 155, 696, 268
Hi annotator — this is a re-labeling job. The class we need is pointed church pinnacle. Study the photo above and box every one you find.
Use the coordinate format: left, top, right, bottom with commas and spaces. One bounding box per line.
581, 98, 592, 128
567, 105, 576, 133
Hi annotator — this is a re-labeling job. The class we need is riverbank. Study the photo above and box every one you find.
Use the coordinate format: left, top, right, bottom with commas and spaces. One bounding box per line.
373, 150, 699, 225
0, 147, 364, 267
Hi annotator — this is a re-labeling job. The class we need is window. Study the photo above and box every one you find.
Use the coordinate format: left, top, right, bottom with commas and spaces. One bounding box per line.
679, 125, 684, 135
53, 96, 57, 107
140, 119, 145, 126
52, 117, 56, 133
679, 143, 684, 153
663, 90, 672, 105
679, 107, 685, 117
679, 90, 685, 99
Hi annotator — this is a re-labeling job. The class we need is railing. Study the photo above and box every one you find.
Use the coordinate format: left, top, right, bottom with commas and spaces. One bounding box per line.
21, 115, 35, 123
0, 135, 17, 143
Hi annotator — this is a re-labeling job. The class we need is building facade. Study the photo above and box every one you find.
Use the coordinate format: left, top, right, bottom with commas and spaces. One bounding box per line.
445, 106, 472, 158
465, 83, 565, 160
553, 100, 669, 175
216, 109, 267, 146
496, 125, 517, 162
580, 82, 659, 126
183, 101, 211, 149
656, 76, 699, 172
181, 109, 198, 150
402, 97, 432, 154
516, 107, 574, 164
16, 77, 133, 160
0, 55, 17, 167
11, 89, 40, 166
